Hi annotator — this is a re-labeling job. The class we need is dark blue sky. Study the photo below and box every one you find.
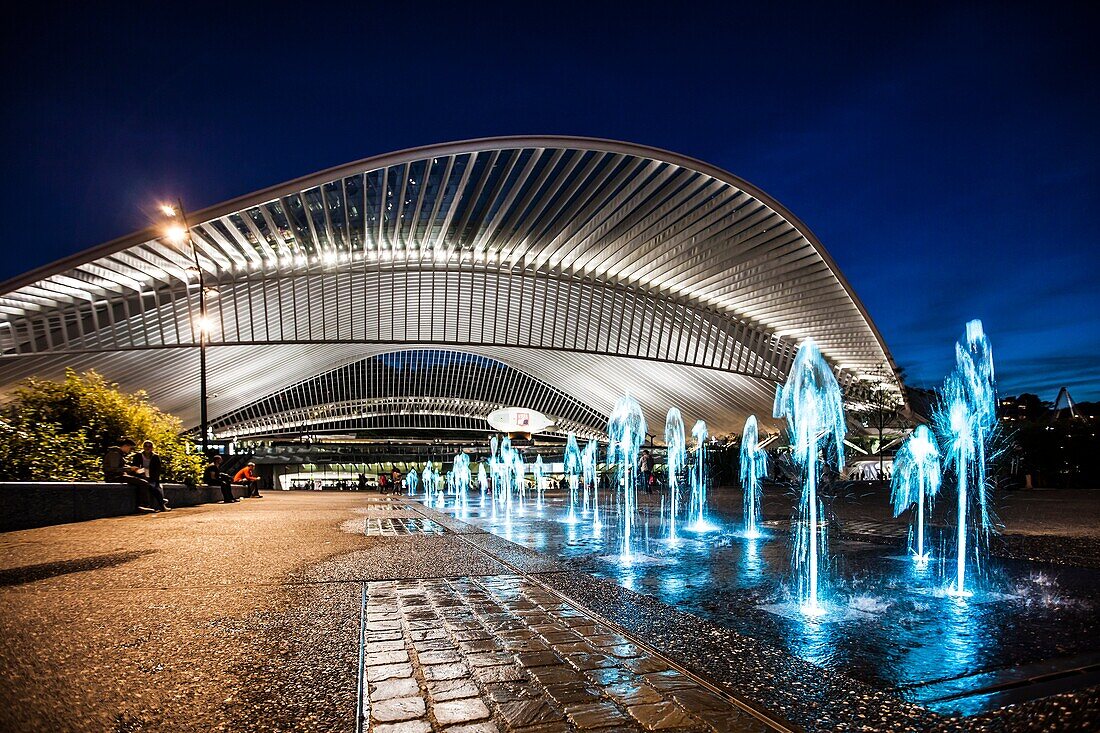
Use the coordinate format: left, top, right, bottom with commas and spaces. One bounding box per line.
3, 2, 1097, 399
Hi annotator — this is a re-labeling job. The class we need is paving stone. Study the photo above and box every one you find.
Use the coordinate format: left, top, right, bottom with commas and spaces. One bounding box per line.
604, 680, 664, 707
372, 695, 426, 723
544, 682, 603, 705
622, 657, 672, 675
460, 638, 505, 653
366, 649, 410, 666
415, 638, 459, 652
433, 697, 492, 725
583, 667, 636, 686
565, 700, 633, 728
627, 699, 703, 730
370, 677, 420, 704
517, 650, 564, 667
472, 663, 528, 683
466, 650, 515, 667
553, 641, 599, 655
486, 681, 541, 703
446, 723, 500, 733
423, 662, 470, 681
428, 678, 481, 702
566, 652, 618, 671
367, 662, 414, 682
528, 665, 585, 686
495, 697, 568, 729
367, 639, 406, 653
642, 669, 696, 692
410, 628, 448, 641
374, 720, 431, 733
419, 649, 463, 665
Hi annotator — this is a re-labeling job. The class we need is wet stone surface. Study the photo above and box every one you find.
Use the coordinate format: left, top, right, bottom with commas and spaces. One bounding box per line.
362, 575, 774, 731
364, 516, 447, 536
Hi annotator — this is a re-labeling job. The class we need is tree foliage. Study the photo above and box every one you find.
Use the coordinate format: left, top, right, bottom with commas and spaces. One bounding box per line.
0, 369, 203, 483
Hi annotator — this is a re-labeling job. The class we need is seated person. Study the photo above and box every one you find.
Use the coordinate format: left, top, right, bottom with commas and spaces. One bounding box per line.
204, 454, 238, 503
234, 462, 263, 498
105, 438, 169, 512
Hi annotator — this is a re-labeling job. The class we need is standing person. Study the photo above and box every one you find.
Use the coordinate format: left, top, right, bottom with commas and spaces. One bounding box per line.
234, 462, 264, 498
377, 473, 389, 494
204, 454, 238, 503
357, 473, 368, 492
105, 438, 169, 512
391, 467, 402, 494
639, 449, 653, 495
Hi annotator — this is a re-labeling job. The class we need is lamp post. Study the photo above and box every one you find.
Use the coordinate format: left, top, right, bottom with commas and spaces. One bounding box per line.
162, 201, 210, 456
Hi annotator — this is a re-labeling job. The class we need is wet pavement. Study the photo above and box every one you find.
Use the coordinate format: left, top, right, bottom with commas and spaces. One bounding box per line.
0, 492, 780, 732
1, 490, 1096, 732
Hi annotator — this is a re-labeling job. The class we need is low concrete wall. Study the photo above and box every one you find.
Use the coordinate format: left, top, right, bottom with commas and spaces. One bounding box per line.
0, 482, 247, 533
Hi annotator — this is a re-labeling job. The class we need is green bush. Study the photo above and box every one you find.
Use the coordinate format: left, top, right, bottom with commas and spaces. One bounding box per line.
0, 369, 204, 483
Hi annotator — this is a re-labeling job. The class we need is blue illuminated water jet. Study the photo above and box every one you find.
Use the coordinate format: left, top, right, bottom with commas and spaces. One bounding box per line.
891, 424, 941, 564
582, 440, 600, 532
740, 415, 768, 539
774, 339, 846, 616
687, 420, 717, 532
406, 467, 419, 495
664, 408, 686, 543
453, 452, 471, 514
933, 320, 997, 597
477, 463, 488, 505
608, 395, 646, 558
563, 434, 582, 523
533, 455, 546, 510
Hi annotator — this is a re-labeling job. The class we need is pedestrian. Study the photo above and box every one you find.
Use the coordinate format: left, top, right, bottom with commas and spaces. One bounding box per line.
639, 449, 653, 494
378, 473, 389, 494
204, 454, 238, 503
105, 438, 170, 512
357, 473, 368, 492
391, 467, 402, 493
234, 461, 264, 498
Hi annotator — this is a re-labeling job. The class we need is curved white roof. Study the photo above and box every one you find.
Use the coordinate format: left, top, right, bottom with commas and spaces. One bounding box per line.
0, 136, 903, 438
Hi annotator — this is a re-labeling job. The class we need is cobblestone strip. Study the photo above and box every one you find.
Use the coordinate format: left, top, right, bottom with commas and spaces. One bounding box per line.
364, 517, 447, 536
362, 574, 775, 732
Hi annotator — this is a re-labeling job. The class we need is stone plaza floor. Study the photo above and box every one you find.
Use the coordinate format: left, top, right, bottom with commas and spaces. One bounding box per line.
0, 492, 778, 732
2, 489, 1097, 732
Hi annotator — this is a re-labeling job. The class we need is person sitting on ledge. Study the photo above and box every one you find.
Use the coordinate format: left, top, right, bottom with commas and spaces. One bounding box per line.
234, 461, 263, 498
132, 441, 162, 492
204, 454, 238, 503
104, 438, 170, 512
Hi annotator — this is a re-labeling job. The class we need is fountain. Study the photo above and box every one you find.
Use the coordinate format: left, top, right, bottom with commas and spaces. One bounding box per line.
477, 463, 488, 504
563, 434, 582, 523
891, 424, 941, 564
607, 395, 646, 557
664, 408, 686, 542
533, 455, 546, 509
934, 319, 997, 597
582, 440, 600, 531
453, 452, 471, 514
686, 420, 716, 532
773, 338, 846, 616
406, 467, 419, 495
740, 415, 768, 539
421, 461, 435, 505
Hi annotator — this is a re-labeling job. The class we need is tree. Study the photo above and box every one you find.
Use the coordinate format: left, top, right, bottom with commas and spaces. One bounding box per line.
0, 369, 203, 483
851, 364, 906, 476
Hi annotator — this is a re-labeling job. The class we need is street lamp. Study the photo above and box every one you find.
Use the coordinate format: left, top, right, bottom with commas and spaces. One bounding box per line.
161, 200, 210, 456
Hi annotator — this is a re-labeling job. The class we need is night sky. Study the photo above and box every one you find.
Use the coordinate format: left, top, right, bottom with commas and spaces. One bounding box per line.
3, 3, 1097, 399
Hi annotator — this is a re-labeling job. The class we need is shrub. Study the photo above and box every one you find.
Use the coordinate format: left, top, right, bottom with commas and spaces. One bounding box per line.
0, 369, 204, 483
